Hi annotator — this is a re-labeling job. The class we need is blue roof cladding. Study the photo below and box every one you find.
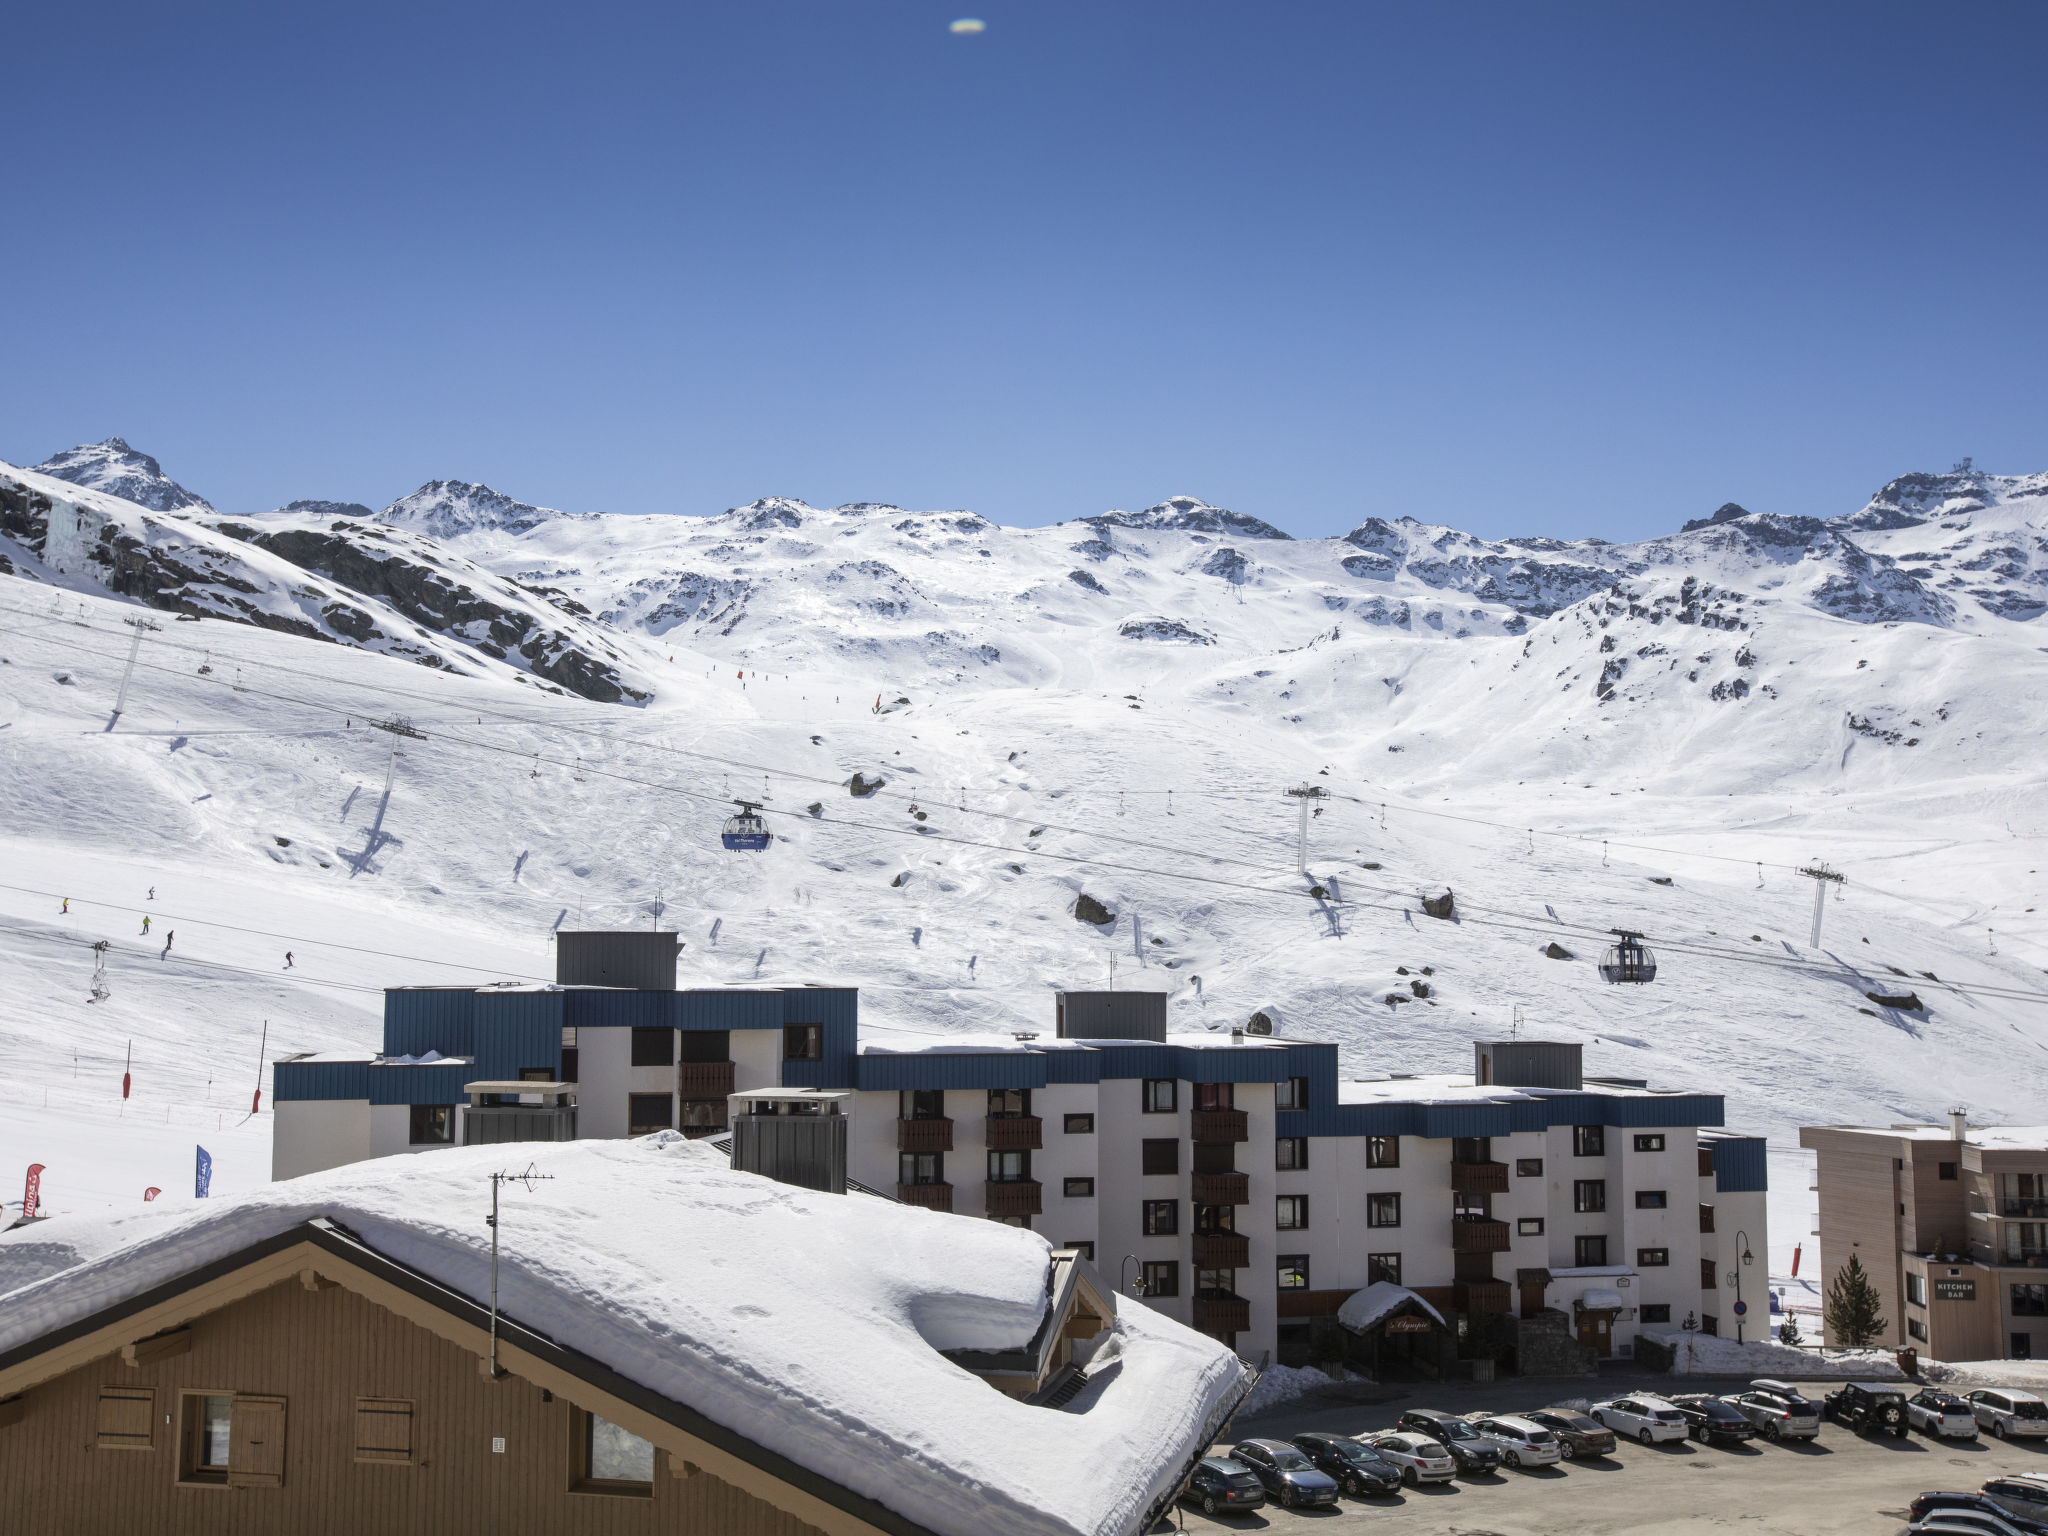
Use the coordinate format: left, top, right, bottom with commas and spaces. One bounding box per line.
1278, 1088, 1727, 1142
472, 991, 565, 1082
274, 1059, 473, 1105
857, 1052, 1049, 1093
855, 1039, 1325, 1093
779, 988, 859, 1090
383, 989, 477, 1058
1711, 1135, 1770, 1192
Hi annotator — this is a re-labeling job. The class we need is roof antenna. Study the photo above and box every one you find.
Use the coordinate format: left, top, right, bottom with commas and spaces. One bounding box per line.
485, 1163, 554, 1381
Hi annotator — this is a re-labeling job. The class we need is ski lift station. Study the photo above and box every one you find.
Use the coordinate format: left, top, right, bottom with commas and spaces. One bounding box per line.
267, 931, 1768, 1374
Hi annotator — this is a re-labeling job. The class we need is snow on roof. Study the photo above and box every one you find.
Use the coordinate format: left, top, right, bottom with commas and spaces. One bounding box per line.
1337, 1075, 1531, 1107
1547, 1264, 1634, 1280
0, 1137, 1245, 1536
1581, 1287, 1626, 1310
1965, 1126, 2048, 1151
1336, 1281, 1446, 1334
859, 1027, 1087, 1056
1160, 1031, 1287, 1050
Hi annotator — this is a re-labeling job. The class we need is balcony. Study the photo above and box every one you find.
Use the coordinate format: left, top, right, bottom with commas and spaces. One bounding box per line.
1193, 1231, 1250, 1268
1192, 1172, 1250, 1207
1194, 1294, 1250, 1336
1455, 1279, 1513, 1315
1191, 1109, 1249, 1144
1451, 1217, 1512, 1254
1450, 1161, 1510, 1195
986, 1180, 1043, 1218
2004, 1199, 2048, 1219
985, 1115, 1043, 1152
1276, 1289, 1353, 1320
896, 1117, 955, 1153
675, 1060, 735, 1098
897, 1182, 954, 1212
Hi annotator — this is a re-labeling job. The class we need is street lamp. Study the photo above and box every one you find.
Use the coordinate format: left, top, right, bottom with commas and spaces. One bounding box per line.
1120, 1254, 1148, 1298
1728, 1231, 1756, 1342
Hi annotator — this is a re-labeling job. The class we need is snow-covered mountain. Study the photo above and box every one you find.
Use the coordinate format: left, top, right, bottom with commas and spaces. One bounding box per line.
2, 441, 2045, 1262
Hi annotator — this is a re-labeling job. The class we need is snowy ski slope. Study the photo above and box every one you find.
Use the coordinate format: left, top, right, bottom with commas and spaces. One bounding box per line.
2, 445, 2045, 1272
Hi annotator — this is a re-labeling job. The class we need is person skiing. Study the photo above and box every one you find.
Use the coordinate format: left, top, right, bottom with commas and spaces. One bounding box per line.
147, 886, 155, 901
284, 951, 294, 969
141, 915, 151, 935
162, 931, 174, 957
60, 897, 69, 913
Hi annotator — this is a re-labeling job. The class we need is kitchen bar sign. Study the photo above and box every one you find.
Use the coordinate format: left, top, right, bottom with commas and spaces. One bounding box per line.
1933, 1279, 1977, 1301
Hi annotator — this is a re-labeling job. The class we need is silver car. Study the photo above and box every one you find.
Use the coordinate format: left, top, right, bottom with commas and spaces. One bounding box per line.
1366, 1431, 1458, 1486
1466, 1414, 1563, 1469
1729, 1379, 1822, 1441
1972, 1391, 2048, 1440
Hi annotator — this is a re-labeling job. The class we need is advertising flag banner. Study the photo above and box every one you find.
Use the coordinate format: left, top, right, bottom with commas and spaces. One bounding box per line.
143, 1187, 161, 1202
23, 1163, 45, 1218
195, 1146, 213, 1199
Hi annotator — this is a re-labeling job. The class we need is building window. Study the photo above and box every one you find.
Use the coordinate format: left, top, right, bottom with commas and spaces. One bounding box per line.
408, 1104, 451, 1146
1939, 1162, 1958, 1181
1063, 1177, 1095, 1199
987, 1150, 1031, 1183
899, 1152, 944, 1186
1195, 1267, 1235, 1297
1368, 1252, 1402, 1285
1064, 1113, 1095, 1134
1141, 1138, 1180, 1176
1277, 1136, 1308, 1170
1142, 1261, 1180, 1298
989, 1087, 1030, 1118
178, 1393, 234, 1484
680, 1099, 726, 1133
1516, 1157, 1544, 1177
677, 1029, 727, 1063
1276, 1195, 1309, 1230
1275, 1076, 1310, 1111
630, 1027, 674, 1067
1195, 1082, 1234, 1111
1574, 1179, 1607, 1213
1573, 1125, 1606, 1157
1700, 1258, 1717, 1290
1699, 1204, 1716, 1233
1143, 1199, 1180, 1237
1066, 1241, 1095, 1261
901, 1090, 945, 1120
783, 1024, 822, 1062
1277, 1255, 1310, 1291
574, 1410, 655, 1496
1633, 1133, 1665, 1153
1906, 1274, 1926, 1306
1367, 1192, 1402, 1228
626, 1094, 672, 1136
1637, 1247, 1670, 1268
353, 1398, 415, 1464
95, 1386, 153, 1451
1575, 1235, 1608, 1267
1907, 1317, 1928, 1342
1518, 1216, 1546, 1236
2013, 1284, 2048, 1317
1142, 1079, 1177, 1113
1635, 1190, 1667, 1210
1700, 1314, 1718, 1337
1367, 1135, 1400, 1169
1641, 1303, 1671, 1324
1193, 1204, 1234, 1235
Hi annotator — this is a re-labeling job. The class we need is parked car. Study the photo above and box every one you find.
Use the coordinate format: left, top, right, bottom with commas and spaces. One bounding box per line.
1824, 1380, 1909, 1437
1527, 1408, 1618, 1459
1983, 1477, 2048, 1525
1590, 1394, 1689, 1445
1290, 1433, 1403, 1497
1228, 1439, 1341, 1509
1395, 1409, 1503, 1472
1910, 1512, 2048, 1536
1971, 1390, 2048, 1440
1670, 1394, 1758, 1445
1908, 1390, 1983, 1439
1729, 1379, 1822, 1441
1910, 1493, 2048, 1536
1466, 1414, 1564, 1468
1180, 1457, 1267, 1517
1365, 1431, 1459, 1486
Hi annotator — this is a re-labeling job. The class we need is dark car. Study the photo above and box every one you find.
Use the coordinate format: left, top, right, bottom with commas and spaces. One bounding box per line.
1824, 1380, 1909, 1437
1671, 1394, 1758, 1445
1230, 1439, 1341, 1509
1291, 1432, 1403, 1497
1180, 1457, 1267, 1517
1527, 1408, 1618, 1459
1910, 1492, 2048, 1536
1396, 1410, 1503, 1474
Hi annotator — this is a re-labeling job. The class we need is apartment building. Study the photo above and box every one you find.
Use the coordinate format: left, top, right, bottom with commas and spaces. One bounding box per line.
1802, 1114, 2048, 1360
273, 932, 1766, 1366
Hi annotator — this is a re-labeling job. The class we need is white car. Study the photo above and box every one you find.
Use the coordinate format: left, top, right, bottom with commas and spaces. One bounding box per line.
1906, 1390, 1981, 1439
1970, 1390, 2048, 1439
1591, 1394, 1689, 1444
1365, 1432, 1458, 1486
1466, 1415, 1563, 1468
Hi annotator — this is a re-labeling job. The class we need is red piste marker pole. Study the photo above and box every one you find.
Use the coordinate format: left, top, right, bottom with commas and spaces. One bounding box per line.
122, 1040, 132, 1101
143, 1187, 161, 1202
250, 1019, 268, 1115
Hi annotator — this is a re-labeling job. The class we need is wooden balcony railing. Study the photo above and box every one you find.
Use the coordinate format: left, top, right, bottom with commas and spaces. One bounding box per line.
1191, 1109, 1249, 1144
897, 1182, 953, 1212
1192, 1231, 1250, 1268
986, 1180, 1043, 1218
1194, 1295, 1250, 1335
985, 1115, 1043, 1152
1450, 1217, 1511, 1253
1450, 1160, 1510, 1194
896, 1117, 954, 1153
1191, 1172, 1249, 1207
675, 1060, 735, 1099
1455, 1279, 1513, 1315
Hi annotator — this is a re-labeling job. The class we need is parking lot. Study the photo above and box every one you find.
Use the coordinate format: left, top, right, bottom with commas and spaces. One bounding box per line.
1150, 1373, 2048, 1535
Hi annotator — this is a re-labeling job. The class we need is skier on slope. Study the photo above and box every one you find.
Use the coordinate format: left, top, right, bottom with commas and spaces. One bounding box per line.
60, 897, 69, 913
141, 915, 150, 935
162, 931, 174, 957
284, 952, 294, 969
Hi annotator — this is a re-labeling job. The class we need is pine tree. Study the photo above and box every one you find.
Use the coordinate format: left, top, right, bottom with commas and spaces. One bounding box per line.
1825, 1254, 1887, 1347
1778, 1314, 1803, 1348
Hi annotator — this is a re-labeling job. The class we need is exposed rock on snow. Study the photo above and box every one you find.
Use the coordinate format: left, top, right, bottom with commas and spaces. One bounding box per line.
32, 438, 214, 513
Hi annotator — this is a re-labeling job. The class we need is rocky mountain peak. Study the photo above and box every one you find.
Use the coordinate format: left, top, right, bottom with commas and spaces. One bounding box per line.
1680, 501, 1753, 533
377, 480, 564, 540
1088, 495, 1294, 541
32, 438, 214, 513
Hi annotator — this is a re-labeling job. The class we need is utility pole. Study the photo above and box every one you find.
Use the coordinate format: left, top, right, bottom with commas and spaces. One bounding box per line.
108, 615, 161, 727
1797, 863, 1845, 948
1285, 783, 1328, 874
485, 1164, 553, 1380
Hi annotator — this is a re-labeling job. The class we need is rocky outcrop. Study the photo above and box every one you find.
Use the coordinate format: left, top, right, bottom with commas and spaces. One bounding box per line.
1088, 496, 1293, 541
33, 438, 213, 513
1073, 893, 1116, 926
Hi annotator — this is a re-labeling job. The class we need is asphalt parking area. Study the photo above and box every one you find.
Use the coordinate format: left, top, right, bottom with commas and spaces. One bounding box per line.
1150, 1376, 2048, 1535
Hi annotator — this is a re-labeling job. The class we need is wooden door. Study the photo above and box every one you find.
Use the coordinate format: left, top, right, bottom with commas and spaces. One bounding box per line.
1576, 1314, 1613, 1357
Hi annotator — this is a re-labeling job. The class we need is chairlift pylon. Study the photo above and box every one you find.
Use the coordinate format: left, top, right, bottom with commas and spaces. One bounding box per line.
720, 800, 771, 852
1598, 928, 1658, 985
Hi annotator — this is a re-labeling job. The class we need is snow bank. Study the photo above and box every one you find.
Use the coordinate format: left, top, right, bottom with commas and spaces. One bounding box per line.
1639, 1327, 1904, 1379
1239, 1363, 1336, 1416
0, 1137, 1248, 1536
1922, 1360, 2048, 1390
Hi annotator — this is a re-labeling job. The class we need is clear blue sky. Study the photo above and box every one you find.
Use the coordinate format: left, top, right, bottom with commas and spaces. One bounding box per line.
4, 2, 2043, 540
